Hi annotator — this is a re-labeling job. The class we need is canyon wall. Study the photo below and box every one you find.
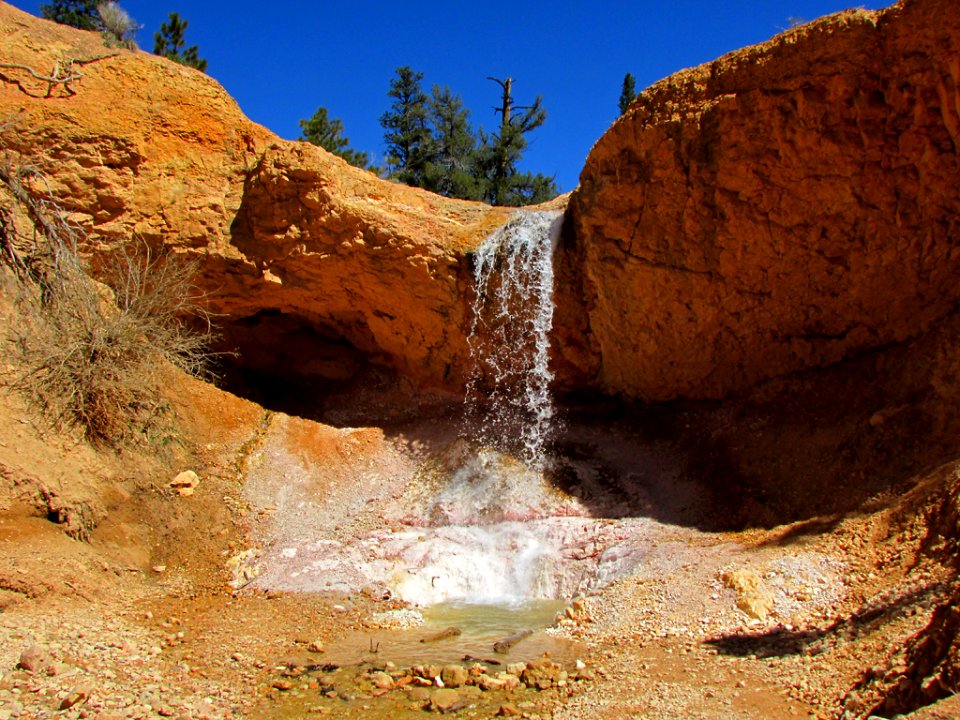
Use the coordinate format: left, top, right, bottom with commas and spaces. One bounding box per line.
558, 0, 960, 400
0, 3, 511, 396
3, 0, 960, 405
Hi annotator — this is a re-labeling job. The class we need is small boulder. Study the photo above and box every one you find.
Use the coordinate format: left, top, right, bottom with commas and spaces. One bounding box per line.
521, 656, 563, 690
440, 664, 468, 688
430, 687, 461, 712
407, 686, 431, 703
17, 645, 51, 673
477, 674, 507, 691
369, 671, 395, 690
59, 690, 88, 710
721, 568, 776, 620
169, 470, 199, 497
505, 662, 527, 677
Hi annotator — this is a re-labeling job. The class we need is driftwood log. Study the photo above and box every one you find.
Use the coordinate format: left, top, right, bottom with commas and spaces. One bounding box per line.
493, 628, 533, 654
419, 626, 462, 643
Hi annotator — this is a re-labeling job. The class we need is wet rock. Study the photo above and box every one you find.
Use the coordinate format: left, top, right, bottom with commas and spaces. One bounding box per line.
430, 688, 461, 712
420, 627, 461, 643
369, 671, 395, 690
440, 665, 468, 688
520, 657, 564, 690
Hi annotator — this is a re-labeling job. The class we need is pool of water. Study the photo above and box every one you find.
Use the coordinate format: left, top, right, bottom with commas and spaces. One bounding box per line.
322, 598, 581, 668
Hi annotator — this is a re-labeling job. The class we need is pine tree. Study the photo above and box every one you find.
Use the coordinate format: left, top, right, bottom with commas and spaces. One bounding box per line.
477, 77, 558, 206
40, 0, 100, 30
153, 12, 207, 72
422, 86, 481, 200
619, 73, 637, 116
299, 107, 370, 170
379, 67, 434, 187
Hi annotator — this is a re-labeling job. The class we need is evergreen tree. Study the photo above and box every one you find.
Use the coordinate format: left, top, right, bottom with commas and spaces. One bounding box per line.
299, 106, 370, 170
153, 12, 207, 72
477, 77, 558, 206
379, 67, 434, 187
619, 73, 637, 115
40, 0, 100, 30
422, 86, 481, 200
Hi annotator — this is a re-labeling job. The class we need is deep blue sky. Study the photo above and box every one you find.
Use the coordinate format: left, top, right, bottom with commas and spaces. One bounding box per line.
10, 0, 889, 192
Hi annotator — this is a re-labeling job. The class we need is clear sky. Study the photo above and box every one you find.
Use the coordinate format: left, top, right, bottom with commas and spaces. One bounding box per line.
9, 0, 889, 193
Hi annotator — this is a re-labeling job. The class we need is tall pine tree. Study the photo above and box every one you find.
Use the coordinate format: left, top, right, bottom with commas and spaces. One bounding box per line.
422, 86, 481, 200
477, 77, 558, 206
40, 0, 99, 30
379, 67, 434, 187
379, 69, 557, 206
299, 107, 370, 170
154, 12, 207, 72
619, 73, 637, 115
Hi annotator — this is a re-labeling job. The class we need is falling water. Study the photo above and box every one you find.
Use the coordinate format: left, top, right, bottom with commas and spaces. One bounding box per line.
241, 209, 655, 608
464, 210, 563, 469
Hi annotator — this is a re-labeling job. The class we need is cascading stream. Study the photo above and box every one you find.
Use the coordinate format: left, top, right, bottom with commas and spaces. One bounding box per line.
464, 210, 563, 469
241, 209, 667, 609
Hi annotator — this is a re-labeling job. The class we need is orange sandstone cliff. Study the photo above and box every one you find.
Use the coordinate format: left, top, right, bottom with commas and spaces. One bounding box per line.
2, 0, 960, 407
0, 3, 511, 399
559, 0, 960, 401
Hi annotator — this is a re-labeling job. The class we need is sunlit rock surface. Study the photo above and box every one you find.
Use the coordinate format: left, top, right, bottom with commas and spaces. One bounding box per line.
558, 0, 960, 401
0, 3, 511, 396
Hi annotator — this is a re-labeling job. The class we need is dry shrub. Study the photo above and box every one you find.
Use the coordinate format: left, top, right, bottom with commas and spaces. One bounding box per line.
0, 150, 213, 448
97, 2, 140, 50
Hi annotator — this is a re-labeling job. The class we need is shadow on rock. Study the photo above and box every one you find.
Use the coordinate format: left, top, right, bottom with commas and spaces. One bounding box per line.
705, 582, 945, 660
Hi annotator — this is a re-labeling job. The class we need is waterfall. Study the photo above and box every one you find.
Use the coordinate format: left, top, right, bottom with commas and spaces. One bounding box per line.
464, 210, 562, 469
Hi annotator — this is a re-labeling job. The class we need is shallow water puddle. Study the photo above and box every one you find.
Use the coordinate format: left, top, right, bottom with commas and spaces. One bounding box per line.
325, 599, 580, 668
256, 599, 590, 720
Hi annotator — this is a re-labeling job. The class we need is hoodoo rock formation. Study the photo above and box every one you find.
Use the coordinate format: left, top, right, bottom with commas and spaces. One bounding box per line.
0, 3, 511, 400
560, 0, 960, 400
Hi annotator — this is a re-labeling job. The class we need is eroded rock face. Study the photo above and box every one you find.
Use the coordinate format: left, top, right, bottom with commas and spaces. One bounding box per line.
0, 4, 511, 397
559, 0, 960, 401
5, 1, 960, 406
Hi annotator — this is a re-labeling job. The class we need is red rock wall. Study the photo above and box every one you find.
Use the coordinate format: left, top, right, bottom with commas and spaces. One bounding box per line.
558, 0, 960, 401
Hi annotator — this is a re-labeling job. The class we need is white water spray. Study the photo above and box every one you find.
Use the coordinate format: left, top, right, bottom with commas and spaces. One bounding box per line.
465, 210, 562, 468
241, 208, 667, 608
